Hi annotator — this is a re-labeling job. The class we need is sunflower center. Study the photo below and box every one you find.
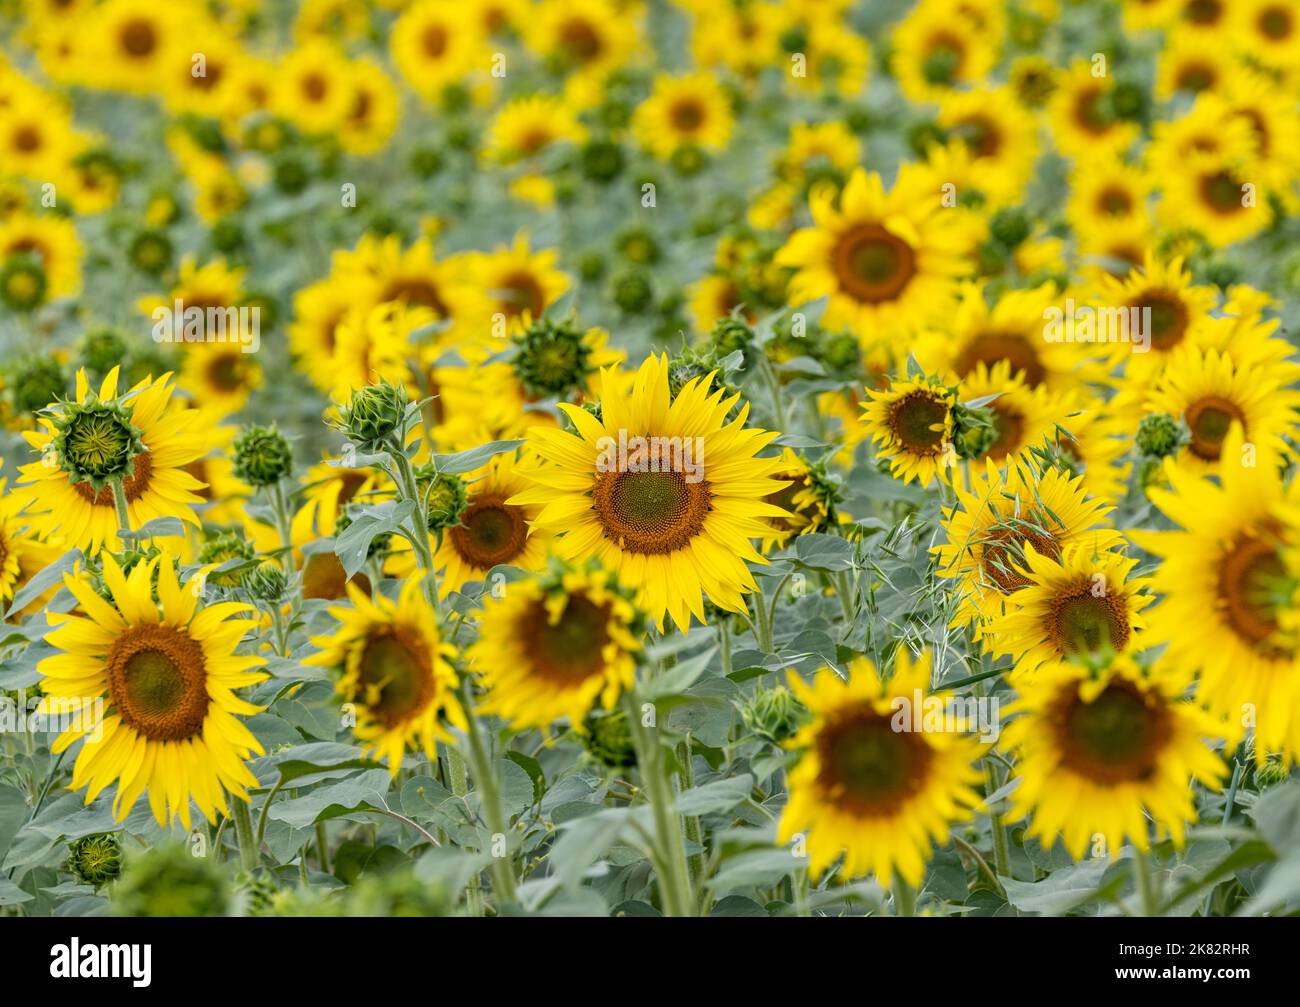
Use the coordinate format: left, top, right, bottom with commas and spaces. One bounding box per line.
1098, 186, 1133, 216
1184, 395, 1244, 460
559, 18, 602, 61
1176, 62, 1215, 92
450, 497, 528, 569
986, 403, 1025, 460
669, 99, 705, 132
1217, 533, 1289, 650
497, 270, 546, 319
1136, 291, 1188, 350
1199, 171, 1244, 214
1057, 682, 1169, 785
817, 709, 933, 816
106, 625, 209, 742
888, 390, 948, 455
73, 452, 154, 506
301, 73, 328, 103
592, 469, 711, 555
358, 628, 434, 728
422, 25, 448, 58
206, 351, 245, 392
951, 115, 1001, 158
63, 409, 137, 481
120, 18, 157, 59
922, 34, 964, 85
381, 278, 448, 316
832, 224, 916, 304
521, 595, 610, 682
979, 520, 1061, 593
13, 126, 40, 153
955, 332, 1046, 386
1050, 586, 1130, 657
1072, 85, 1110, 134
1260, 7, 1292, 39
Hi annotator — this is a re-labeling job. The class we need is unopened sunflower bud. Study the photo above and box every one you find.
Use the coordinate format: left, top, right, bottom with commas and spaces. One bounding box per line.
417, 470, 468, 532
740, 684, 807, 743
198, 533, 257, 587
67, 833, 122, 887
1136, 412, 1186, 458
110, 844, 231, 917
709, 315, 755, 358
51, 393, 146, 494
78, 328, 129, 379
245, 561, 289, 603
513, 316, 592, 398
337, 379, 409, 448
581, 708, 637, 769
6, 354, 64, 415
0, 255, 47, 311
233, 424, 292, 486
951, 402, 998, 461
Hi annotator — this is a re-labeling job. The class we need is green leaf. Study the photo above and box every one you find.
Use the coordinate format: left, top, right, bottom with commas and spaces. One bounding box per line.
5, 552, 79, 618
334, 500, 416, 578
642, 646, 717, 699
266, 769, 392, 828
504, 751, 546, 805
431, 440, 523, 475
1001, 857, 1108, 915
0, 877, 34, 905
794, 533, 854, 571
677, 774, 753, 816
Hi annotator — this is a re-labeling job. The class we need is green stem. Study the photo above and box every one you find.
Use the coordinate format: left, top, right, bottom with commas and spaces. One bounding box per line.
269, 482, 295, 568
893, 877, 917, 917
1201, 758, 1244, 916
230, 797, 259, 872
109, 477, 131, 535
444, 744, 484, 916
457, 680, 517, 906
751, 589, 774, 654
677, 736, 704, 891
1132, 847, 1159, 918
315, 822, 330, 874
717, 618, 732, 678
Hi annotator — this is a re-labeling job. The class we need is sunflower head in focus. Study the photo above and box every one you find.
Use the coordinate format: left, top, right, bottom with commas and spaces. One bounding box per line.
862, 377, 956, 487
510, 354, 790, 632
1001, 656, 1226, 860
308, 579, 465, 775
36, 551, 267, 828
758, 448, 841, 551
777, 649, 986, 887
468, 561, 640, 730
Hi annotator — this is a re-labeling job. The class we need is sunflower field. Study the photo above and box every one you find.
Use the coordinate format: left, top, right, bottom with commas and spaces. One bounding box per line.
0, 0, 1299, 926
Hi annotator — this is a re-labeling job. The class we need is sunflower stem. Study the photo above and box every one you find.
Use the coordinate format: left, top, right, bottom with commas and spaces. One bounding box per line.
751, 588, 774, 653
893, 877, 917, 917
230, 797, 259, 872
385, 436, 442, 610
717, 617, 732, 678
109, 477, 131, 536
676, 736, 705, 900
757, 353, 789, 434
1201, 758, 1244, 916
1132, 847, 1160, 917
456, 680, 517, 907
443, 744, 484, 916
269, 481, 295, 568
973, 672, 1012, 879
624, 690, 695, 917
315, 822, 330, 873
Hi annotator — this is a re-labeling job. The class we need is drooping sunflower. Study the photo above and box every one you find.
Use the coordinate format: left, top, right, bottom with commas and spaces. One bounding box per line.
1133, 425, 1300, 763
632, 71, 735, 160
1001, 657, 1226, 860
468, 563, 639, 730
432, 452, 550, 598
861, 377, 956, 487
308, 579, 466, 775
934, 457, 1123, 631
36, 552, 267, 829
775, 165, 974, 337
17, 368, 208, 555
509, 355, 790, 633
777, 650, 986, 887
987, 545, 1153, 679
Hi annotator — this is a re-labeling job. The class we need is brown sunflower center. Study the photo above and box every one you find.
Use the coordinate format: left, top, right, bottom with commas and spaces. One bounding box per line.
357, 627, 434, 728
13, 126, 41, 153
1049, 584, 1131, 658
301, 73, 328, 103
669, 98, 706, 132
832, 224, 916, 304
1184, 395, 1244, 461
73, 452, 154, 507
519, 595, 610, 683
559, 18, 602, 62
449, 497, 529, 569
816, 708, 933, 816
979, 520, 1061, 593
1199, 171, 1245, 215
496, 270, 545, 319
986, 403, 1025, 460
106, 625, 209, 742
206, 350, 245, 392
955, 332, 1046, 387
1175, 62, 1216, 92
951, 115, 1001, 158
1260, 6, 1293, 39
120, 18, 157, 59
381, 278, 448, 316
592, 469, 711, 554
1135, 291, 1188, 350
1098, 186, 1134, 216
1072, 85, 1110, 135
888, 390, 948, 455
1056, 682, 1170, 785
422, 25, 448, 58
1217, 533, 1289, 650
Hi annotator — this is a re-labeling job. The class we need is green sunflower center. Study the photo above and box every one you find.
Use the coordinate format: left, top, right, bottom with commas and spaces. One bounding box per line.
593, 469, 711, 555
888, 390, 949, 454
1260, 7, 1292, 39
449, 498, 528, 569
107, 625, 209, 742
1050, 587, 1131, 658
1058, 682, 1169, 785
922, 35, 963, 85
1218, 533, 1290, 651
833, 224, 917, 305
1185, 395, 1244, 461
357, 628, 434, 728
817, 710, 933, 816
521, 595, 611, 682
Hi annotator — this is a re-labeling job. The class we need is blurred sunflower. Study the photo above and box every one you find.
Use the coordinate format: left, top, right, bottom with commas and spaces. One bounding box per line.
632, 72, 735, 159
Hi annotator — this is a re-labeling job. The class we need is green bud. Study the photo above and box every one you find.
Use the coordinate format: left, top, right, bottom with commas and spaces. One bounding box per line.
709, 315, 755, 358
0, 254, 47, 311
669, 144, 707, 177
245, 560, 289, 604
78, 328, 129, 379
337, 378, 409, 448
739, 685, 807, 743
272, 155, 309, 195
67, 833, 122, 887
1135, 412, 1186, 458
616, 227, 659, 265
611, 267, 654, 314
989, 208, 1032, 249
416, 469, 468, 533
51, 393, 146, 494
233, 424, 293, 486
198, 532, 257, 587
128, 230, 173, 275
513, 315, 592, 398
110, 844, 231, 917
581, 139, 625, 184
6, 354, 65, 415
581, 707, 637, 769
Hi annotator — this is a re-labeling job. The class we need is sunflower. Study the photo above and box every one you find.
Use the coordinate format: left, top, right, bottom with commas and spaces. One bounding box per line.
36, 552, 267, 829
1134, 425, 1300, 763
307, 579, 466, 775
159, 25, 240, 119
987, 545, 1153, 679
955, 361, 1072, 469
137, 255, 246, 323
325, 301, 431, 401
777, 650, 986, 887
432, 452, 550, 598
0, 212, 82, 302
758, 448, 839, 551
784, 14, 872, 98
934, 457, 1123, 631
292, 459, 393, 541
1160, 150, 1273, 248
1144, 347, 1300, 476
16, 368, 208, 555
1146, 94, 1259, 184
861, 377, 956, 487
934, 86, 1040, 208
509, 355, 790, 633
524, 0, 637, 84
777, 121, 860, 184
485, 94, 585, 163
391, 0, 484, 101
465, 234, 570, 338
775, 165, 974, 337
290, 276, 366, 388
338, 58, 400, 156
468, 563, 639, 730
632, 72, 735, 160
87, 0, 184, 94
0, 472, 61, 610
1066, 158, 1152, 238
178, 345, 263, 415
0, 84, 77, 180
1047, 60, 1140, 161
690, 0, 781, 78
891, 0, 999, 104
1231, 0, 1300, 71
1002, 656, 1225, 860
1219, 70, 1300, 212
1156, 28, 1234, 99
273, 40, 354, 135
1122, 0, 1180, 32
